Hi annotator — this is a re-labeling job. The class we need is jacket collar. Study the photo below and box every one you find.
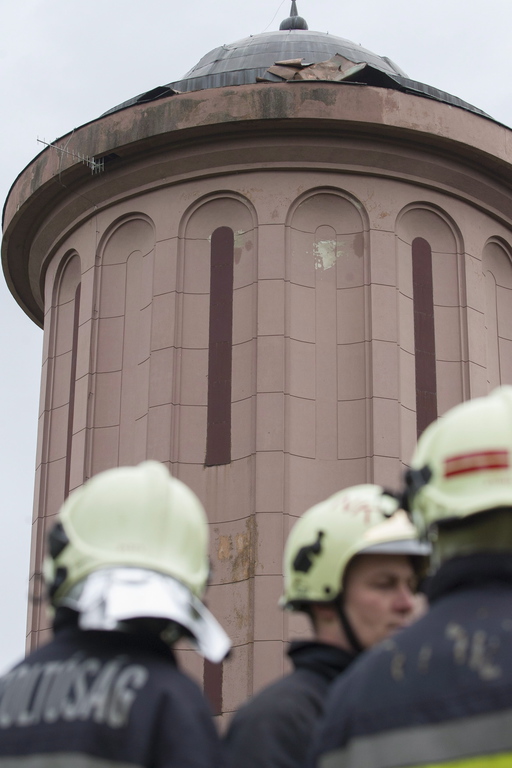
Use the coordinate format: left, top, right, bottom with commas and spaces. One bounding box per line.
427, 552, 512, 603
287, 640, 354, 682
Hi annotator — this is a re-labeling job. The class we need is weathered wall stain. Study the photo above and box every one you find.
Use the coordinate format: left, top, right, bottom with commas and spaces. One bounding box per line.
217, 535, 233, 562
353, 232, 364, 258
214, 517, 258, 634
215, 516, 257, 583
232, 517, 257, 582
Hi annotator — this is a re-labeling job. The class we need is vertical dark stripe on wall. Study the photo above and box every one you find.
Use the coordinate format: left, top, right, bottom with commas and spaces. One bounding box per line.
206, 226, 234, 466
64, 283, 81, 498
412, 237, 437, 437
203, 659, 223, 716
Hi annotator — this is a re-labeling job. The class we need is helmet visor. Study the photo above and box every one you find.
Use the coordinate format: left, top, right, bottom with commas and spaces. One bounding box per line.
61, 567, 231, 663
360, 539, 431, 557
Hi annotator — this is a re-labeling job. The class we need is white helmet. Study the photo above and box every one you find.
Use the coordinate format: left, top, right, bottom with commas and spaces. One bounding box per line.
281, 484, 429, 610
45, 461, 230, 662
404, 386, 512, 538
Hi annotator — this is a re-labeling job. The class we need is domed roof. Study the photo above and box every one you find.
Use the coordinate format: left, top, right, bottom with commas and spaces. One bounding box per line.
105, 3, 488, 120
169, 29, 406, 93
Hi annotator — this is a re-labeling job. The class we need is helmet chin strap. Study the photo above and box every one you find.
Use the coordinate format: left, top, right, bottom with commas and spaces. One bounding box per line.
336, 598, 365, 656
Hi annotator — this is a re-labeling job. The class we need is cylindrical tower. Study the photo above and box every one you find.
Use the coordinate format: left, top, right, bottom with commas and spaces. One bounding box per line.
4, 5, 512, 721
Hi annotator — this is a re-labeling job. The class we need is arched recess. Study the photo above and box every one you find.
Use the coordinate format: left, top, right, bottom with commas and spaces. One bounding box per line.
396, 204, 466, 460
175, 193, 257, 717
29, 250, 82, 650
42, 251, 82, 507
284, 188, 369, 514
174, 194, 257, 468
89, 215, 156, 476
483, 238, 512, 388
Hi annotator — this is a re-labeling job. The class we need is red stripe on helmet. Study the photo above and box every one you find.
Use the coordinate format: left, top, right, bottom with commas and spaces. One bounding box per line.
444, 450, 510, 478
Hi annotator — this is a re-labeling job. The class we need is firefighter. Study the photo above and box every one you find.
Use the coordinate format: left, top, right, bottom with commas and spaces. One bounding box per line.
224, 484, 429, 768
311, 386, 512, 768
0, 461, 230, 767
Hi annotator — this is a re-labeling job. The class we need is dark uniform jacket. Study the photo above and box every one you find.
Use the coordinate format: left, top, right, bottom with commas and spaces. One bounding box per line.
310, 553, 512, 768
0, 616, 222, 768
224, 640, 354, 768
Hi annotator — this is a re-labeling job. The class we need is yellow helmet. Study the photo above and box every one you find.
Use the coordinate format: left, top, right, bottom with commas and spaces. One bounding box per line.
44, 462, 231, 662
46, 461, 209, 601
281, 484, 428, 610
404, 386, 512, 538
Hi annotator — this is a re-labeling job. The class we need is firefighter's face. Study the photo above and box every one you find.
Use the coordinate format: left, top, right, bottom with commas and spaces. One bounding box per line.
343, 554, 417, 649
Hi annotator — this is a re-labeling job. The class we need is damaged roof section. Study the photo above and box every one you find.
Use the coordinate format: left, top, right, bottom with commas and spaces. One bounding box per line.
104, 51, 490, 122
259, 54, 384, 84
257, 54, 490, 117
135, 85, 181, 103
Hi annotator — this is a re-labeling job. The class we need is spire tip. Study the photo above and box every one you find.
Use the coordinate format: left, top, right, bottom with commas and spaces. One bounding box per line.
279, 1, 308, 30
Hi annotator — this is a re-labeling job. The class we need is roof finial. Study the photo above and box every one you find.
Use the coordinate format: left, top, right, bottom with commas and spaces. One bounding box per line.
279, 1, 308, 30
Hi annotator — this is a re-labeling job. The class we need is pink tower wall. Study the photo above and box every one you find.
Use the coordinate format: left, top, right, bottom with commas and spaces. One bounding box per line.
32, 178, 512, 719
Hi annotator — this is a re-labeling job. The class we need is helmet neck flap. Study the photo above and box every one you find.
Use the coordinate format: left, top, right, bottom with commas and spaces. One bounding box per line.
60, 567, 230, 663
429, 507, 512, 569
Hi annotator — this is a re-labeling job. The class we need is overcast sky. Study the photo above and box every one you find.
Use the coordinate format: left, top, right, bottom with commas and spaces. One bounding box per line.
1, 0, 511, 674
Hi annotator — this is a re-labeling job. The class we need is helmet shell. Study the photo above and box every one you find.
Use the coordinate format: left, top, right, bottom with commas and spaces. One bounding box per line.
281, 484, 425, 609
408, 385, 512, 536
46, 461, 210, 603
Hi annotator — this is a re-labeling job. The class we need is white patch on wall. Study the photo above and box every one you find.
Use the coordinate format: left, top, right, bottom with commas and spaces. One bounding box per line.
314, 240, 340, 271
234, 231, 245, 249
